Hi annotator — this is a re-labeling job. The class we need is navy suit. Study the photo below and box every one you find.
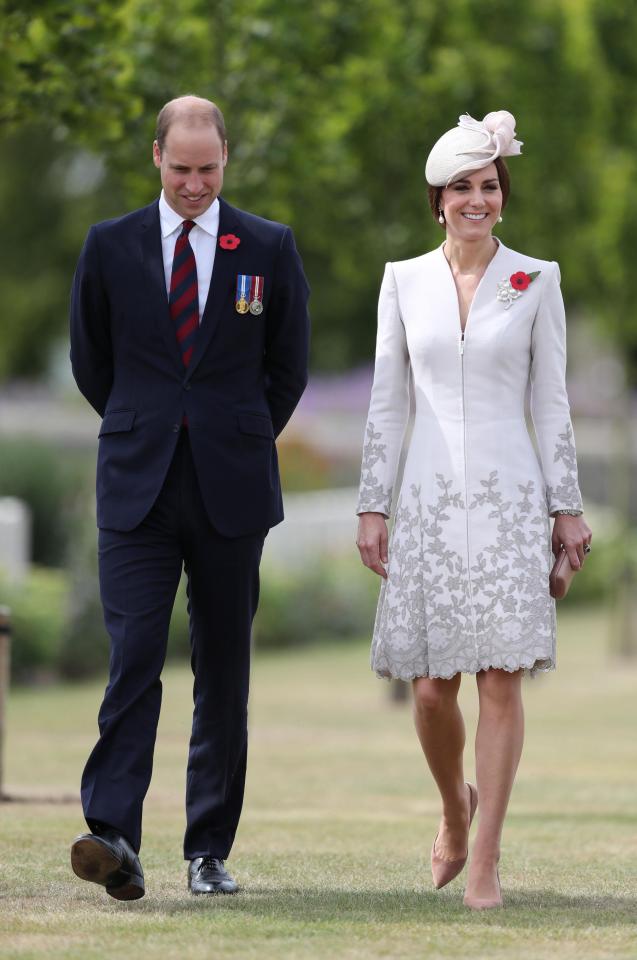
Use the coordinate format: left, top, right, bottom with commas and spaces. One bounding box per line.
71, 196, 310, 858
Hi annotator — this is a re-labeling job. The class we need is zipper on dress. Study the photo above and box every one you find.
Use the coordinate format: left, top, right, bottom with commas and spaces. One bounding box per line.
460, 330, 477, 654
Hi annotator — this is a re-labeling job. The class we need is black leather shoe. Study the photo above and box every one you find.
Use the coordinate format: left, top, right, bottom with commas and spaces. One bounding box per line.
71, 829, 145, 900
188, 856, 238, 895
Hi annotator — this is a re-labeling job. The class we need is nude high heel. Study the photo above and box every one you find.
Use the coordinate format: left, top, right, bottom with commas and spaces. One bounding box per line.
463, 867, 503, 910
431, 782, 478, 889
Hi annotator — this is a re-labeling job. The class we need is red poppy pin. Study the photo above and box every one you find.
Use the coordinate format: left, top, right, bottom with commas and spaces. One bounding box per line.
219, 233, 241, 250
496, 269, 541, 309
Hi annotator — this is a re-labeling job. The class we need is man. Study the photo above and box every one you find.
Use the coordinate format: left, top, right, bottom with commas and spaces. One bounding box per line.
69, 96, 310, 900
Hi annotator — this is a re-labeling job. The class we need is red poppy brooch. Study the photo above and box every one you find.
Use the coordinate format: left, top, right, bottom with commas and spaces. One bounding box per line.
219, 233, 241, 250
496, 270, 540, 309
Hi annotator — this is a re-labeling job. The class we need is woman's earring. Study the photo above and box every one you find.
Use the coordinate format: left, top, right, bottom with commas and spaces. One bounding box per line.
498, 215, 503, 223
438, 210, 445, 224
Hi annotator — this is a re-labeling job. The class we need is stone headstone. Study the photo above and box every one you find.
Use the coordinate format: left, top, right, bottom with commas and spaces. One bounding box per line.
0, 497, 30, 584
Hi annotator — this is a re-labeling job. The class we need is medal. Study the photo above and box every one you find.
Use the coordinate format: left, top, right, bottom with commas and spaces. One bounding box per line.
235, 274, 250, 314
249, 275, 265, 315
236, 274, 265, 315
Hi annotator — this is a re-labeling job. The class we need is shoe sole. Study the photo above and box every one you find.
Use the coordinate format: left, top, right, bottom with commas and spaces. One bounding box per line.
106, 877, 145, 902
71, 836, 145, 901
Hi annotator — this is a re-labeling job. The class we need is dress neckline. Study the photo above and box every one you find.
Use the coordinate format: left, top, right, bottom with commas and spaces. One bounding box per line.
438, 237, 504, 336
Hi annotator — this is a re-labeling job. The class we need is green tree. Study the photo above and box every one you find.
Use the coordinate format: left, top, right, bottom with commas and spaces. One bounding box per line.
2, 0, 637, 376
1, 0, 142, 141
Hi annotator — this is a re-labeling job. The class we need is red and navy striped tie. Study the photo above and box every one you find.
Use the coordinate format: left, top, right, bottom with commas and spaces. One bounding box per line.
169, 220, 199, 368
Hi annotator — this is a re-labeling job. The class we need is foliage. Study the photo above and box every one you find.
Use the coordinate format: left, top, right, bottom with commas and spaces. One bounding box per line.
0, 0, 142, 144
561, 530, 637, 607
2, 516, 632, 683
59, 577, 109, 681
254, 553, 380, 650
0, 129, 126, 379
61, 551, 382, 677
0, 565, 68, 681
1, 548, 381, 682
58, 505, 107, 680
1, 1, 637, 377
277, 438, 333, 491
57, 510, 198, 677
0, 438, 93, 566
0, 486, 631, 683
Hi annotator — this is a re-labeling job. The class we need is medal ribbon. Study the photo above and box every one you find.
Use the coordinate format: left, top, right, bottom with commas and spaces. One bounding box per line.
236, 274, 249, 304
249, 276, 264, 305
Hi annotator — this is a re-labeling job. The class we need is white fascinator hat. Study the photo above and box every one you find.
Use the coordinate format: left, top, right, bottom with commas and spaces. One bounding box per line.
425, 111, 523, 187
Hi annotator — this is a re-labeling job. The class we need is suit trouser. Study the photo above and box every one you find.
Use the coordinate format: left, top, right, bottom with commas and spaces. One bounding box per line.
81, 430, 265, 859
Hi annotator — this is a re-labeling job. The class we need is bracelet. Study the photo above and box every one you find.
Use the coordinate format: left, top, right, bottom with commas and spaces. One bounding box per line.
553, 509, 583, 517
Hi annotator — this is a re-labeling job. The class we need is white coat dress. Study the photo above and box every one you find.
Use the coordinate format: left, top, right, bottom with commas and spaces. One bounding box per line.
357, 240, 583, 680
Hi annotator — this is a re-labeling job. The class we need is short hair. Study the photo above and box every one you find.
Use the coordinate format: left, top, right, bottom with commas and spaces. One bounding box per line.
427, 157, 510, 228
155, 96, 227, 153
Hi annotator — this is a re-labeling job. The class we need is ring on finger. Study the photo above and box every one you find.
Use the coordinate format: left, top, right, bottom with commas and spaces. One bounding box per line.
583, 543, 591, 555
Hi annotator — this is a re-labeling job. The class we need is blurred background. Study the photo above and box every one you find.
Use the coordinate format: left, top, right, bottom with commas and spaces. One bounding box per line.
1, 0, 637, 689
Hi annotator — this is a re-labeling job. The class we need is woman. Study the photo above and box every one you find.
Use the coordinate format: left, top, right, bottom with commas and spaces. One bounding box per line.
356, 111, 591, 910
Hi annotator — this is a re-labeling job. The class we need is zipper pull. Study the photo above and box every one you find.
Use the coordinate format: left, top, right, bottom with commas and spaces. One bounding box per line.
460, 332, 465, 356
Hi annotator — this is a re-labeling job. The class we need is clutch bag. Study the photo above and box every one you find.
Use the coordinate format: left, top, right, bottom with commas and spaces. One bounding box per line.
549, 549, 576, 600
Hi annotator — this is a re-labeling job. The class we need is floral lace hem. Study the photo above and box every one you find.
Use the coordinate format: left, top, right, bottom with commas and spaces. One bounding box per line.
373, 654, 555, 682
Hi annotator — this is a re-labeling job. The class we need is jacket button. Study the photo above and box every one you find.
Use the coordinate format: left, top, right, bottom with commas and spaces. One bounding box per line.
172, 424, 180, 432
184, 383, 191, 391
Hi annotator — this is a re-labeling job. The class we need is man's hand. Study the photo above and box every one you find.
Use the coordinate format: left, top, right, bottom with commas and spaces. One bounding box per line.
356, 512, 389, 579
552, 514, 592, 570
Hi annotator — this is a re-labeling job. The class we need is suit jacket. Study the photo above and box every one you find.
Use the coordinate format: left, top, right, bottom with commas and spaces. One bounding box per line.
70, 197, 310, 537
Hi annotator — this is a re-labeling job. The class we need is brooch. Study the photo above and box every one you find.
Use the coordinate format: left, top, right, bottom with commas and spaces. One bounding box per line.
219, 233, 241, 250
496, 270, 540, 309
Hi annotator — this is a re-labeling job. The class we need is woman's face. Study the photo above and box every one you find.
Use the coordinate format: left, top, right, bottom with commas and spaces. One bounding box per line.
440, 163, 502, 241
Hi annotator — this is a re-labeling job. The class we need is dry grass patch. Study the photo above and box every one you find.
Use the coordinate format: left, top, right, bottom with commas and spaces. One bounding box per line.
1, 607, 635, 959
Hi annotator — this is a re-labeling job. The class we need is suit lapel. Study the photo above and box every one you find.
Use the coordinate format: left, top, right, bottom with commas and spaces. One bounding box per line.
140, 201, 183, 374
186, 197, 241, 380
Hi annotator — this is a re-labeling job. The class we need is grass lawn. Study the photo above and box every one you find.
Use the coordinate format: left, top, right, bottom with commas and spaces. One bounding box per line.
0, 606, 635, 959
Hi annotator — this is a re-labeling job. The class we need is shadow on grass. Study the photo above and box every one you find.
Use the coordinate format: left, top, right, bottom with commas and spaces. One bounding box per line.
513, 811, 637, 825
117, 887, 637, 926
1, 793, 77, 804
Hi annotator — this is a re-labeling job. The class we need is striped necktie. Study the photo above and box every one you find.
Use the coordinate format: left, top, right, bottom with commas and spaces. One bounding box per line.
169, 220, 199, 368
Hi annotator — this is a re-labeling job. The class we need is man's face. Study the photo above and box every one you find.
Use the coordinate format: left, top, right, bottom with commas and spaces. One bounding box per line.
153, 122, 227, 219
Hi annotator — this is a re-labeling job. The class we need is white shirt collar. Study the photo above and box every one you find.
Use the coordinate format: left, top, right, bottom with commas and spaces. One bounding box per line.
158, 190, 220, 239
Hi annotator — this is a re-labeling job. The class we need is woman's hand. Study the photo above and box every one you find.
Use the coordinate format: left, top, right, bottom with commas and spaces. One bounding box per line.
356, 512, 389, 579
552, 514, 592, 570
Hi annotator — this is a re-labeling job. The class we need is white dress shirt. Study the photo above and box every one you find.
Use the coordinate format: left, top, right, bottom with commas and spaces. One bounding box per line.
158, 190, 220, 321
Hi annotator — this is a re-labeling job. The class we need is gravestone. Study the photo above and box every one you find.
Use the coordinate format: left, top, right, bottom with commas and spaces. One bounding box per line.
0, 497, 30, 584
